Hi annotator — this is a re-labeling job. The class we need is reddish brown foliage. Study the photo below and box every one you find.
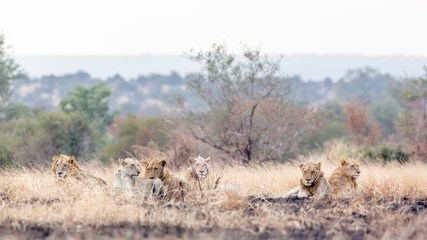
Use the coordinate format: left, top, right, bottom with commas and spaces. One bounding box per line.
367, 121, 382, 146
344, 99, 381, 146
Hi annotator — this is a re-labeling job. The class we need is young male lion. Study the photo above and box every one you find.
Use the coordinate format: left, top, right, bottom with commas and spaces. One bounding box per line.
142, 159, 187, 201
52, 154, 106, 185
113, 158, 164, 199
185, 155, 210, 182
328, 158, 361, 195
282, 162, 329, 199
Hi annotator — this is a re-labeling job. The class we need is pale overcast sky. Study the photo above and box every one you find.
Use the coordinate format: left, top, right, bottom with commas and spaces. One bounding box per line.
2, 0, 427, 56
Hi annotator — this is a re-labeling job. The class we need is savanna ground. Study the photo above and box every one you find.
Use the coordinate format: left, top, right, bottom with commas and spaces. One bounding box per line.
1, 143, 427, 240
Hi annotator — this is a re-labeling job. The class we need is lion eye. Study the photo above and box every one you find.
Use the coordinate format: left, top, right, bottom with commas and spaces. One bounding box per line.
131, 164, 135, 167
154, 167, 158, 170
311, 171, 315, 174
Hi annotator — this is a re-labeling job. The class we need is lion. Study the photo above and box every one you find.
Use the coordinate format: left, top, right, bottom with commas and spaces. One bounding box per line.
282, 162, 329, 199
113, 158, 164, 199
328, 158, 361, 195
52, 154, 106, 185
142, 159, 187, 201
185, 155, 210, 182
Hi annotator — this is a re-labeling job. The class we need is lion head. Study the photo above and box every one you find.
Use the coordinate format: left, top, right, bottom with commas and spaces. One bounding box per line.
119, 158, 141, 178
299, 162, 322, 187
52, 154, 80, 180
189, 155, 210, 179
340, 159, 361, 179
142, 159, 167, 180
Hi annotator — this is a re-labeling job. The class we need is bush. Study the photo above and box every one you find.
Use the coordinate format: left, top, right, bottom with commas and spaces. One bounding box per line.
0, 143, 14, 168
104, 115, 168, 161
37, 111, 103, 160
0, 110, 103, 167
362, 143, 413, 164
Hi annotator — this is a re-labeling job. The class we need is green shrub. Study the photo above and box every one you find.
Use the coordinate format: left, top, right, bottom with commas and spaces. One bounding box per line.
37, 111, 103, 159
0, 143, 14, 168
104, 114, 168, 161
362, 143, 413, 164
0, 110, 104, 167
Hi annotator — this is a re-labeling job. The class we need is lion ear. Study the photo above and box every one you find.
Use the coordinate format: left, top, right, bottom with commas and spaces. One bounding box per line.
52, 155, 58, 163
341, 159, 348, 166
159, 160, 167, 167
119, 158, 127, 167
299, 164, 304, 170
355, 159, 360, 164
68, 156, 75, 164
315, 162, 322, 170
205, 157, 211, 163
142, 161, 149, 167
189, 157, 195, 164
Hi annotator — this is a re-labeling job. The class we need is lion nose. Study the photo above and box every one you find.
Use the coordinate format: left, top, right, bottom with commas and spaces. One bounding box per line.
137, 171, 141, 174
149, 177, 154, 179
356, 171, 360, 174
57, 172, 63, 177
200, 170, 204, 174
306, 179, 311, 182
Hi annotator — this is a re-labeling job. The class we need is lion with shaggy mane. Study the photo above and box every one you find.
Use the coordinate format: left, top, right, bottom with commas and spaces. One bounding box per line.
52, 154, 106, 185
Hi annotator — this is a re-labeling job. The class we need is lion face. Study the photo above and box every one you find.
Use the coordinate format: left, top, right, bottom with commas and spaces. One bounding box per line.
52, 154, 79, 180
299, 162, 322, 187
120, 158, 141, 178
190, 155, 210, 179
142, 159, 166, 180
341, 159, 361, 179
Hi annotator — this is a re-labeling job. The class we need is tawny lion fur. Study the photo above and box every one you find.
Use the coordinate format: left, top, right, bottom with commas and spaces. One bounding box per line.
113, 157, 163, 199
185, 155, 210, 182
143, 159, 187, 201
283, 162, 329, 199
328, 158, 361, 195
52, 154, 106, 185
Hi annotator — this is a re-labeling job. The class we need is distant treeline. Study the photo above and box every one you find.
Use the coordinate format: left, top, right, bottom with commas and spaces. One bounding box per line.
13, 66, 402, 115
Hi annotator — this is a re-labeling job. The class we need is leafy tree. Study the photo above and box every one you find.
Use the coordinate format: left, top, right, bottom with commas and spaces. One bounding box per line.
299, 103, 348, 152
344, 99, 381, 146
397, 68, 427, 160
176, 43, 322, 163
335, 67, 396, 103
0, 34, 25, 115
104, 114, 168, 160
0, 110, 103, 167
369, 98, 400, 137
60, 83, 115, 131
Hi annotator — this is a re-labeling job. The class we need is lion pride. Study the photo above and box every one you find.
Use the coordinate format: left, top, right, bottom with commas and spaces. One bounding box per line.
52, 154, 106, 185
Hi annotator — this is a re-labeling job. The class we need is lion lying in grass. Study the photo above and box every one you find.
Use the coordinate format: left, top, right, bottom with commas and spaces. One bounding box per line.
328, 158, 360, 195
52, 154, 106, 185
282, 162, 329, 199
143, 159, 188, 201
113, 158, 164, 199
185, 155, 210, 182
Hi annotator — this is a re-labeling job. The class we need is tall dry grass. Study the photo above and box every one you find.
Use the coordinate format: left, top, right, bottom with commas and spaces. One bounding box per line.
0, 140, 426, 239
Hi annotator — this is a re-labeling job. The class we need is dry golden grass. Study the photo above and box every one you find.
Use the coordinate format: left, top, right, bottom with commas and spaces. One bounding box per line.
0, 142, 426, 239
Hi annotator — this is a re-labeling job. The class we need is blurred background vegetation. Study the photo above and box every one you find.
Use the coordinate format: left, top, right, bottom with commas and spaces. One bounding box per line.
0, 33, 425, 168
